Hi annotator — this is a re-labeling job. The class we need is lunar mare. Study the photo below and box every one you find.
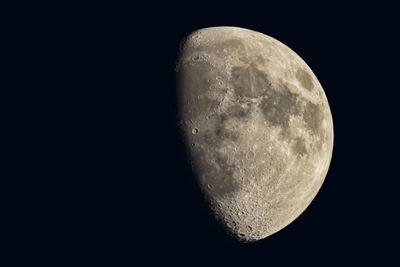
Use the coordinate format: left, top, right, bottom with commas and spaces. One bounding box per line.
176, 27, 333, 242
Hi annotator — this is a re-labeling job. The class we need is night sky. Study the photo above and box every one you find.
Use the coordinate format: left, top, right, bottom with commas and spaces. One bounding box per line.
11, 6, 400, 265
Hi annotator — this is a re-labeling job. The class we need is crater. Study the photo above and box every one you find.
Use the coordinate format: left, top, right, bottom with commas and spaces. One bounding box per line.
192, 128, 199, 134
296, 68, 314, 91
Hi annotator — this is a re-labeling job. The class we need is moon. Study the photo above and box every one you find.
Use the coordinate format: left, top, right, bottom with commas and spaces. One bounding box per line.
175, 27, 333, 242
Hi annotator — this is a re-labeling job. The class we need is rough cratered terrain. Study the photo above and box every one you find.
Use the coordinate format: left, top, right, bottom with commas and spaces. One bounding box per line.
176, 27, 333, 242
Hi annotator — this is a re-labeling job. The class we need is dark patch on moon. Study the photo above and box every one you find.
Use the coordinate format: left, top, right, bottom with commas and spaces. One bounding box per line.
302, 101, 326, 152
259, 85, 299, 129
202, 131, 219, 147
255, 55, 268, 65
214, 153, 240, 197
196, 107, 250, 199
201, 152, 240, 199
214, 114, 240, 142
296, 68, 314, 91
215, 125, 240, 142
303, 101, 323, 135
201, 113, 242, 154
227, 104, 250, 119
231, 64, 273, 98
189, 134, 240, 200
292, 138, 307, 156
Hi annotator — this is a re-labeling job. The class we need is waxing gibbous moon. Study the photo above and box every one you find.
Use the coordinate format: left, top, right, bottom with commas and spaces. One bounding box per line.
175, 26, 333, 242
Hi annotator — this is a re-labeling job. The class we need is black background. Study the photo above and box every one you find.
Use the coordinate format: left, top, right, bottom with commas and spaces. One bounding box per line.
13, 6, 400, 265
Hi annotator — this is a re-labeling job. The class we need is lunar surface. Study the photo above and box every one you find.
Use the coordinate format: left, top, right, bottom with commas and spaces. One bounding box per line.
175, 27, 333, 242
